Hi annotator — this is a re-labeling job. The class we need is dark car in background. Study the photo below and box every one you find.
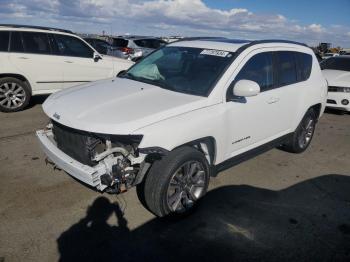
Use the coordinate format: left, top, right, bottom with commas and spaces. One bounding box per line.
84, 37, 111, 55
109, 36, 167, 61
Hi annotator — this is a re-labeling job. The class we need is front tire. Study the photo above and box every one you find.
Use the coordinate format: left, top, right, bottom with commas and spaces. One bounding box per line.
0, 77, 31, 112
282, 109, 317, 153
137, 147, 210, 217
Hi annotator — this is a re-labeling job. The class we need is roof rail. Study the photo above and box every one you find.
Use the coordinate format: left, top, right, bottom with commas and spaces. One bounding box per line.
249, 39, 308, 47
0, 24, 73, 34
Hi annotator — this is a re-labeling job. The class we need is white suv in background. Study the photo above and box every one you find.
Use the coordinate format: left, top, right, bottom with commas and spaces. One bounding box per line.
37, 39, 327, 217
0, 25, 133, 112
321, 56, 350, 112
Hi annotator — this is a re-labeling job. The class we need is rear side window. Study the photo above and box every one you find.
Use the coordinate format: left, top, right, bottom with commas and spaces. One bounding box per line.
112, 38, 128, 47
295, 52, 312, 81
9, 32, 24, 53
22, 32, 51, 54
275, 51, 297, 87
235, 52, 274, 92
54, 34, 93, 58
0, 31, 10, 52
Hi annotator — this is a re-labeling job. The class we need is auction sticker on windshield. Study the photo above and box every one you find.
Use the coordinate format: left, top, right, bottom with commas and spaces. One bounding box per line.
200, 49, 229, 57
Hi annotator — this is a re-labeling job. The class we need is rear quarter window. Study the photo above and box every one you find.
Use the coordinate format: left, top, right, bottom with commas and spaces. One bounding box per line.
0, 31, 10, 52
295, 52, 312, 81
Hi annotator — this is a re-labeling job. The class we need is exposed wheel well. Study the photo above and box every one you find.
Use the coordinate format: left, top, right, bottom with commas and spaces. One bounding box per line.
174, 137, 217, 165
309, 103, 322, 120
0, 74, 32, 94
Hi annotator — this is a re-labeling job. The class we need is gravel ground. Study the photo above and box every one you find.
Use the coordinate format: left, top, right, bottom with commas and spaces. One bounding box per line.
0, 98, 349, 262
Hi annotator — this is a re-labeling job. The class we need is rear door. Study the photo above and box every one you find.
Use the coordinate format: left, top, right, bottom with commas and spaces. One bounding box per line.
272, 50, 301, 132
8, 31, 64, 93
52, 34, 114, 89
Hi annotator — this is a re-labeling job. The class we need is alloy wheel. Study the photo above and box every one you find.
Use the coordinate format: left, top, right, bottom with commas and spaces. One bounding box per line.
0, 82, 26, 110
166, 160, 206, 213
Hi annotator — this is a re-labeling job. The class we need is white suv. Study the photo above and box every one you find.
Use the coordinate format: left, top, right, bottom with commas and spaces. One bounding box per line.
37, 39, 327, 217
0, 25, 133, 112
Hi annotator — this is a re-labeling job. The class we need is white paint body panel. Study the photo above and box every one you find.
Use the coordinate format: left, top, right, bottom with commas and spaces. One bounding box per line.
0, 27, 133, 95
42, 41, 327, 166
323, 69, 350, 111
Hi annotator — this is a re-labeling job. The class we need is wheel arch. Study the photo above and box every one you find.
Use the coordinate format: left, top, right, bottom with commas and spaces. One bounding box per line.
0, 73, 32, 94
173, 136, 217, 165
308, 103, 322, 120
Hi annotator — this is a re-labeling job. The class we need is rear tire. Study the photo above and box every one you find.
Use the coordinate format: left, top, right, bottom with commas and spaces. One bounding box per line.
282, 109, 317, 153
0, 77, 31, 112
137, 146, 210, 217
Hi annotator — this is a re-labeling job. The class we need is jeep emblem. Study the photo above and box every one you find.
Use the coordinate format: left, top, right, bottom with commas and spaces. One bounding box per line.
53, 112, 60, 120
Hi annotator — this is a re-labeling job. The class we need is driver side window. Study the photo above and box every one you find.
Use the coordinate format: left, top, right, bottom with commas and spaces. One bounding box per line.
53, 34, 93, 58
235, 52, 274, 92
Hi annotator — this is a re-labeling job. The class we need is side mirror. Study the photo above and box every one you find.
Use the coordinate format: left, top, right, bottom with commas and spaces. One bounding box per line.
93, 52, 102, 62
233, 80, 260, 97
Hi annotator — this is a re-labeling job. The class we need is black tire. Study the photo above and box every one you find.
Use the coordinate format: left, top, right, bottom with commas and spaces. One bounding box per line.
137, 146, 210, 217
282, 109, 317, 153
0, 77, 31, 112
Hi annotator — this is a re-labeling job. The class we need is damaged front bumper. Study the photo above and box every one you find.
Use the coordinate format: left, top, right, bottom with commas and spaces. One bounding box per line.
36, 129, 109, 191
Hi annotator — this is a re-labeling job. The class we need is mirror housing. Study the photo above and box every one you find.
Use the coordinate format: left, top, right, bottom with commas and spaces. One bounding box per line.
93, 52, 102, 62
233, 80, 260, 97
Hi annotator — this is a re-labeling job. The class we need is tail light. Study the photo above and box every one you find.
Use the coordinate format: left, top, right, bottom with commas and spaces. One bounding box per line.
118, 47, 134, 54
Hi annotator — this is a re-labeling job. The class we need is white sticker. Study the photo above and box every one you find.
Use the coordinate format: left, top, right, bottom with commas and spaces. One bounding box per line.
200, 49, 229, 57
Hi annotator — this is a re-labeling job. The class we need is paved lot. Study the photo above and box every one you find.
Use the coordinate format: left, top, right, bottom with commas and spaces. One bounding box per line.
0, 98, 349, 262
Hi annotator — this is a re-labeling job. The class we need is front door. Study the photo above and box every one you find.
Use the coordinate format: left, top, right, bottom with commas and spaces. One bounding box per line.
225, 50, 292, 159
52, 34, 113, 89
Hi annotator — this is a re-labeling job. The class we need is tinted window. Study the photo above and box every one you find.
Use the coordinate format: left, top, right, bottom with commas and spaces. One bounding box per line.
235, 52, 274, 91
9, 32, 24, 53
112, 38, 128, 47
48, 34, 60, 55
295, 52, 312, 81
0, 31, 10, 52
321, 57, 350, 72
22, 32, 50, 54
134, 39, 166, 49
276, 51, 297, 86
54, 34, 93, 58
91, 39, 109, 54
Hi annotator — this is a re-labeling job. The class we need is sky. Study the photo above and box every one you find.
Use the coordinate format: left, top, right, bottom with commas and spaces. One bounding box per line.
0, 0, 350, 47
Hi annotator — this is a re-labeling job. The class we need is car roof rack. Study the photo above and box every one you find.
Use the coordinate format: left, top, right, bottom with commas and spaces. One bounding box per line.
249, 39, 308, 47
0, 24, 73, 34
182, 38, 307, 47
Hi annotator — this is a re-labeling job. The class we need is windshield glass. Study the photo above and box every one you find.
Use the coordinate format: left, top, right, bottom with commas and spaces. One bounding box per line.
321, 57, 350, 71
121, 46, 235, 96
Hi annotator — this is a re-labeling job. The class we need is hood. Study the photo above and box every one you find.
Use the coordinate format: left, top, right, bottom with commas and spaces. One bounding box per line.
43, 78, 208, 134
322, 69, 350, 87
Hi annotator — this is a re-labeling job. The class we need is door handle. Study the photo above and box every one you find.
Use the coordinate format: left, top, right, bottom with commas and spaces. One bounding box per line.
18, 57, 29, 60
267, 97, 280, 104
64, 61, 73, 63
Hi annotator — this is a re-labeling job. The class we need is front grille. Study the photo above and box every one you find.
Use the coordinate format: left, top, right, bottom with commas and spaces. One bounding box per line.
52, 121, 101, 166
328, 86, 339, 92
327, 99, 337, 104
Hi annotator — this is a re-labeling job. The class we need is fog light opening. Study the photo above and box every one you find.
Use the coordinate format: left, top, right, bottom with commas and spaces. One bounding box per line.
341, 99, 349, 106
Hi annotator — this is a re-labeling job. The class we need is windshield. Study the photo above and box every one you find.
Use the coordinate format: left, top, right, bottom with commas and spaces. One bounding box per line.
321, 57, 350, 71
121, 46, 235, 96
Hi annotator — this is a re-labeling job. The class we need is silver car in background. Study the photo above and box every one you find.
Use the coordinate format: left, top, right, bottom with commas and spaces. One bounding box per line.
108, 36, 167, 61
